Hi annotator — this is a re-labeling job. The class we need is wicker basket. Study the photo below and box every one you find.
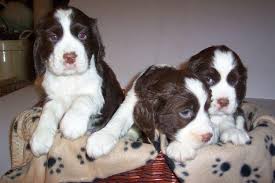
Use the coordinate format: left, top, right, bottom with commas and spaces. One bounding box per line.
96, 153, 179, 183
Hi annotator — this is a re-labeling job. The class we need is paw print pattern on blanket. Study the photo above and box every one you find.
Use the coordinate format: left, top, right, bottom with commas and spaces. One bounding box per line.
4, 166, 23, 180
265, 135, 275, 156
212, 158, 231, 177
145, 150, 157, 165
123, 140, 143, 151
44, 156, 64, 175
76, 147, 94, 165
240, 164, 261, 183
123, 140, 129, 151
123, 139, 156, 164
165, 156, 190, 183
177, 163, 190, 183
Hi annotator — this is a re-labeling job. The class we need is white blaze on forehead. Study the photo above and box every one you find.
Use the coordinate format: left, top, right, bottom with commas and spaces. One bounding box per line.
212, 50, 236, 80
49, 8, 89, 75
185, 78, 207, 108
208, 49, 238, 115
54, 9, 73, 34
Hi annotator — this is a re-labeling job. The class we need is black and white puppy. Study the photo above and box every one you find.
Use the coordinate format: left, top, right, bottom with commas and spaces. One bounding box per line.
86, 65, 214, 162
183, 45, 250, 145
30, 7, 124, 156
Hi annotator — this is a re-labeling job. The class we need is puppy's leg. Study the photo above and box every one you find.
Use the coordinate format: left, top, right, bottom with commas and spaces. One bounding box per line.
30, 100, 65, 156
125, 125, 142, 141
207, 122, 220, 144
166, 112, 214, 162
166, 133, 203, 163
60, 95, 102, 140
166, 131, 215, 162
236, 115, 246, 130
86, 87, 138, 158
220, 117, 250, 145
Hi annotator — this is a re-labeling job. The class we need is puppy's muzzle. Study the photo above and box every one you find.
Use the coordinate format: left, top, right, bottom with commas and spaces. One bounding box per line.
217, 97, 229, 108
63, 52, 77, 65
201, 133, 213, 143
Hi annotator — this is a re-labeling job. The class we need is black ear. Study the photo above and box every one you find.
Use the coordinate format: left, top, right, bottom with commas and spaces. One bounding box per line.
89, 18, 105, 61
33, 33, 46, 76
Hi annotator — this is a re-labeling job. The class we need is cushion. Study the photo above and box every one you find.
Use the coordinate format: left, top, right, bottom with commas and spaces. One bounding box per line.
1, 101, 274, 183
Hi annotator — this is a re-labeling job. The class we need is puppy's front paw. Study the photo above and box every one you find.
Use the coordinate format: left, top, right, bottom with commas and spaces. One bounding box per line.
60, 111, 88, 140
166, 141, 196, 163
86, 130, 117, 159
30, 128, 54, 157
220, 128, 250, 145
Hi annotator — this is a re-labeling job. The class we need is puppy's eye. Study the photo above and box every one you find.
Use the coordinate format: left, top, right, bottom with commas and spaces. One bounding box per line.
227, 72, 238, 86
48, 34, 58, 42
205, 76, 215, 86
179, 109, 193, 119
78, 32, 87, 40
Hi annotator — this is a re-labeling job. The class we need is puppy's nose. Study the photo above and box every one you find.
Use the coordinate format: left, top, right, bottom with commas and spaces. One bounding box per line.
63, 52, 77, 64
201, 133, 213, 143
217, 98, 229, 108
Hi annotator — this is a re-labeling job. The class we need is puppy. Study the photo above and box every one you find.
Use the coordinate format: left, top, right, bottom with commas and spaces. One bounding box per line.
183, 45, 250, 145
86, 65, 214, 162
30, 7, 124, 156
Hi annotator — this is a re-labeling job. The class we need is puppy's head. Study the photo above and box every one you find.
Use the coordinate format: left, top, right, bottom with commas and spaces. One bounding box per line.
33, 7, 104, 76
134, 66, 213, 146
184, 45, 247, 116
158, 75, 213, 147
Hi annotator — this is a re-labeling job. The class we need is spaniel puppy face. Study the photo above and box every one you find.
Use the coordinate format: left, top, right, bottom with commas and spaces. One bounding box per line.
34, 7, 103, 76
184, 45, 250, 145
133, 66, 213, 145
185, 45, 247, 116
155, 89, 205, 141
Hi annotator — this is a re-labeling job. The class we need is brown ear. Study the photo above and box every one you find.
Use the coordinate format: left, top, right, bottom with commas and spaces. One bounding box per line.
33, 17, 48, 76
236, 62, 247, 104
89, 18, 105, 61
133, 100, 157, 142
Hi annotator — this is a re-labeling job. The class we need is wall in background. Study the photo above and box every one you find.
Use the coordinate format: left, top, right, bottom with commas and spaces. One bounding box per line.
70, 0, 275, 99
0, 86, 40, 175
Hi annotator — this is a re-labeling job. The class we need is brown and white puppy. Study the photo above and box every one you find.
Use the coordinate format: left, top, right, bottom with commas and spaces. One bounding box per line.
30, 7, 124, 156
86, 65, 214, 162
183, 45, 250, 145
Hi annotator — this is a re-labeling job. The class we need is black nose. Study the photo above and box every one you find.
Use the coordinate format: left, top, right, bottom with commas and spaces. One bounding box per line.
217, 98, 229, 108
63, 52, 77, 64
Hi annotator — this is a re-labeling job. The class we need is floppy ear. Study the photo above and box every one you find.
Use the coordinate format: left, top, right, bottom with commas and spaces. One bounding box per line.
33, 32, 46, 76
236, 63, 247, 103
89, 18, 105, 61
133, 100, 158, 142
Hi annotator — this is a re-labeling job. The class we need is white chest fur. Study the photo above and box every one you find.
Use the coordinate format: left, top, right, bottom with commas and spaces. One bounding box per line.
210, 115, 235, 126
42, 66, 104, 111
30, 65, 105, 156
